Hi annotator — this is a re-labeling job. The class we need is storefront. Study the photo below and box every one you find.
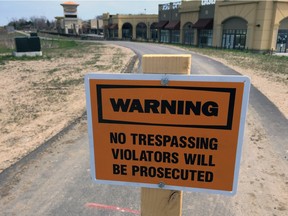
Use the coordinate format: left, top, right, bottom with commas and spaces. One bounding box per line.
122, 23, 133, 40
150, 22, 158, 42
165, 21, 180, 44
101, 1, 288, 52
193, 18, 213, 47
183, 22, 194, 45
276, 18, 288, 52
136, 22, 147, 40
221, 17, 247, 49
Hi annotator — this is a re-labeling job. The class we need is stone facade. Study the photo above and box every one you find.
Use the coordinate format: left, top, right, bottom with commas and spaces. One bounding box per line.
178, 0, 288, 52
102, 13, 158, 41
213, 0, 288, 52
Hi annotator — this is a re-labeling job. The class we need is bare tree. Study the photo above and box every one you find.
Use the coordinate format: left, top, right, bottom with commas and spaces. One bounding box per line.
8, 16, 55, 31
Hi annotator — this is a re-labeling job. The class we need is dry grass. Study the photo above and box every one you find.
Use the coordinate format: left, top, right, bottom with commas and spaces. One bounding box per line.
179, 45, 288, 77
0, 31, 135, 172
0, 31, 19, 53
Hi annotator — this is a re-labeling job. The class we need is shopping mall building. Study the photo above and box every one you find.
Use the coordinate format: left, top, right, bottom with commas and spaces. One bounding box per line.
103, 0, 288, 52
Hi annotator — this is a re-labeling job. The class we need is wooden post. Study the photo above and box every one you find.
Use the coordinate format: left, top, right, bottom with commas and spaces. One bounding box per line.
141, 54, 191, 216
142, 54, 191, 75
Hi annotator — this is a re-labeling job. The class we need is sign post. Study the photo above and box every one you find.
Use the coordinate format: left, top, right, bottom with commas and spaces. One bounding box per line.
141, 54, 191, 216
85, 55, 250, 215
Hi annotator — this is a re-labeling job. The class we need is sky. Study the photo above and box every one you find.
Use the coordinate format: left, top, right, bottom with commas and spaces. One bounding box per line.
0, 0, 178, 26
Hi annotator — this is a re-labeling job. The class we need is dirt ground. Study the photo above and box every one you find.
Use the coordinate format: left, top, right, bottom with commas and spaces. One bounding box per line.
0, 43, 134, 173
0, 43, 287, 176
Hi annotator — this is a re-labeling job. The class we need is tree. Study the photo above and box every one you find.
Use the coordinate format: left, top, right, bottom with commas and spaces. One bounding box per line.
8, 16, 56, 30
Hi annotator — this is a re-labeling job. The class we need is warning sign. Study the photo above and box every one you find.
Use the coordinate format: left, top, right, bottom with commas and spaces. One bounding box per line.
85, 74, 250, 195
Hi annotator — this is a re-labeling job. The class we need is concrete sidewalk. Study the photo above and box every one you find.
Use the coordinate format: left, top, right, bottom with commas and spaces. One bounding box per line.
274, 52, 288, 56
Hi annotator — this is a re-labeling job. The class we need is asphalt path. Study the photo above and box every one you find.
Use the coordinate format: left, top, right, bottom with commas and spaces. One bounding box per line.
108, 41, 287, 156
0, 41, 287, 216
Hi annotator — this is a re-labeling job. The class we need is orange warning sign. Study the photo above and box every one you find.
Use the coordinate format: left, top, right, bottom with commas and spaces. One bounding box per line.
85, 74, 250, 195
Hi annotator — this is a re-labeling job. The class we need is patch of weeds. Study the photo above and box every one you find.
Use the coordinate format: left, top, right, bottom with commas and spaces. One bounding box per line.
0, 46, 12, 54
40, 39, 61, 49
0, 54, 43, 65
44, 55, 52, 61
112, 48, 124, 71
23, 68, 34, 73
41, 39, 79, 58
56, 52, 64, 57
58, 90, 69, 95
95, 65, 111, 71
46, 94, 67, 103
32, 81, 39, 87
42, 39, 78, 51
48, 77, 83, 87
10, 103, 39, 123
255, 55, 288, 75
58, 40, 78, 49
66, 53, 74, 58
49, 77, 61, 86
175, 45, 288, 76
18, 55, 43, 61
46, 68, 59, 75
73, 68, 83, 74
75, 54, 84, 58
61, 78, 83, 86
0, 54, 14, 65
85, 54, 101, 65
88, 45, 103, 53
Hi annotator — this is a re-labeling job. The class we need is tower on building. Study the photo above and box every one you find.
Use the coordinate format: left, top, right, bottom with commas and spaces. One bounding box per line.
61, 1, 79, 18
59, 1, 81, 35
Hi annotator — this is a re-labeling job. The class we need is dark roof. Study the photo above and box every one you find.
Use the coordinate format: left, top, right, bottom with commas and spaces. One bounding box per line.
109, 24, 118, 29
150, 22, 158, 29
165, 21, 180, 30
193, 18, 213, 29
156, 21, 168, 29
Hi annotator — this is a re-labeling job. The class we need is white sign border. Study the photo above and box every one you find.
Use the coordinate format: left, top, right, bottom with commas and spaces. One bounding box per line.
85, 73, 251, 196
